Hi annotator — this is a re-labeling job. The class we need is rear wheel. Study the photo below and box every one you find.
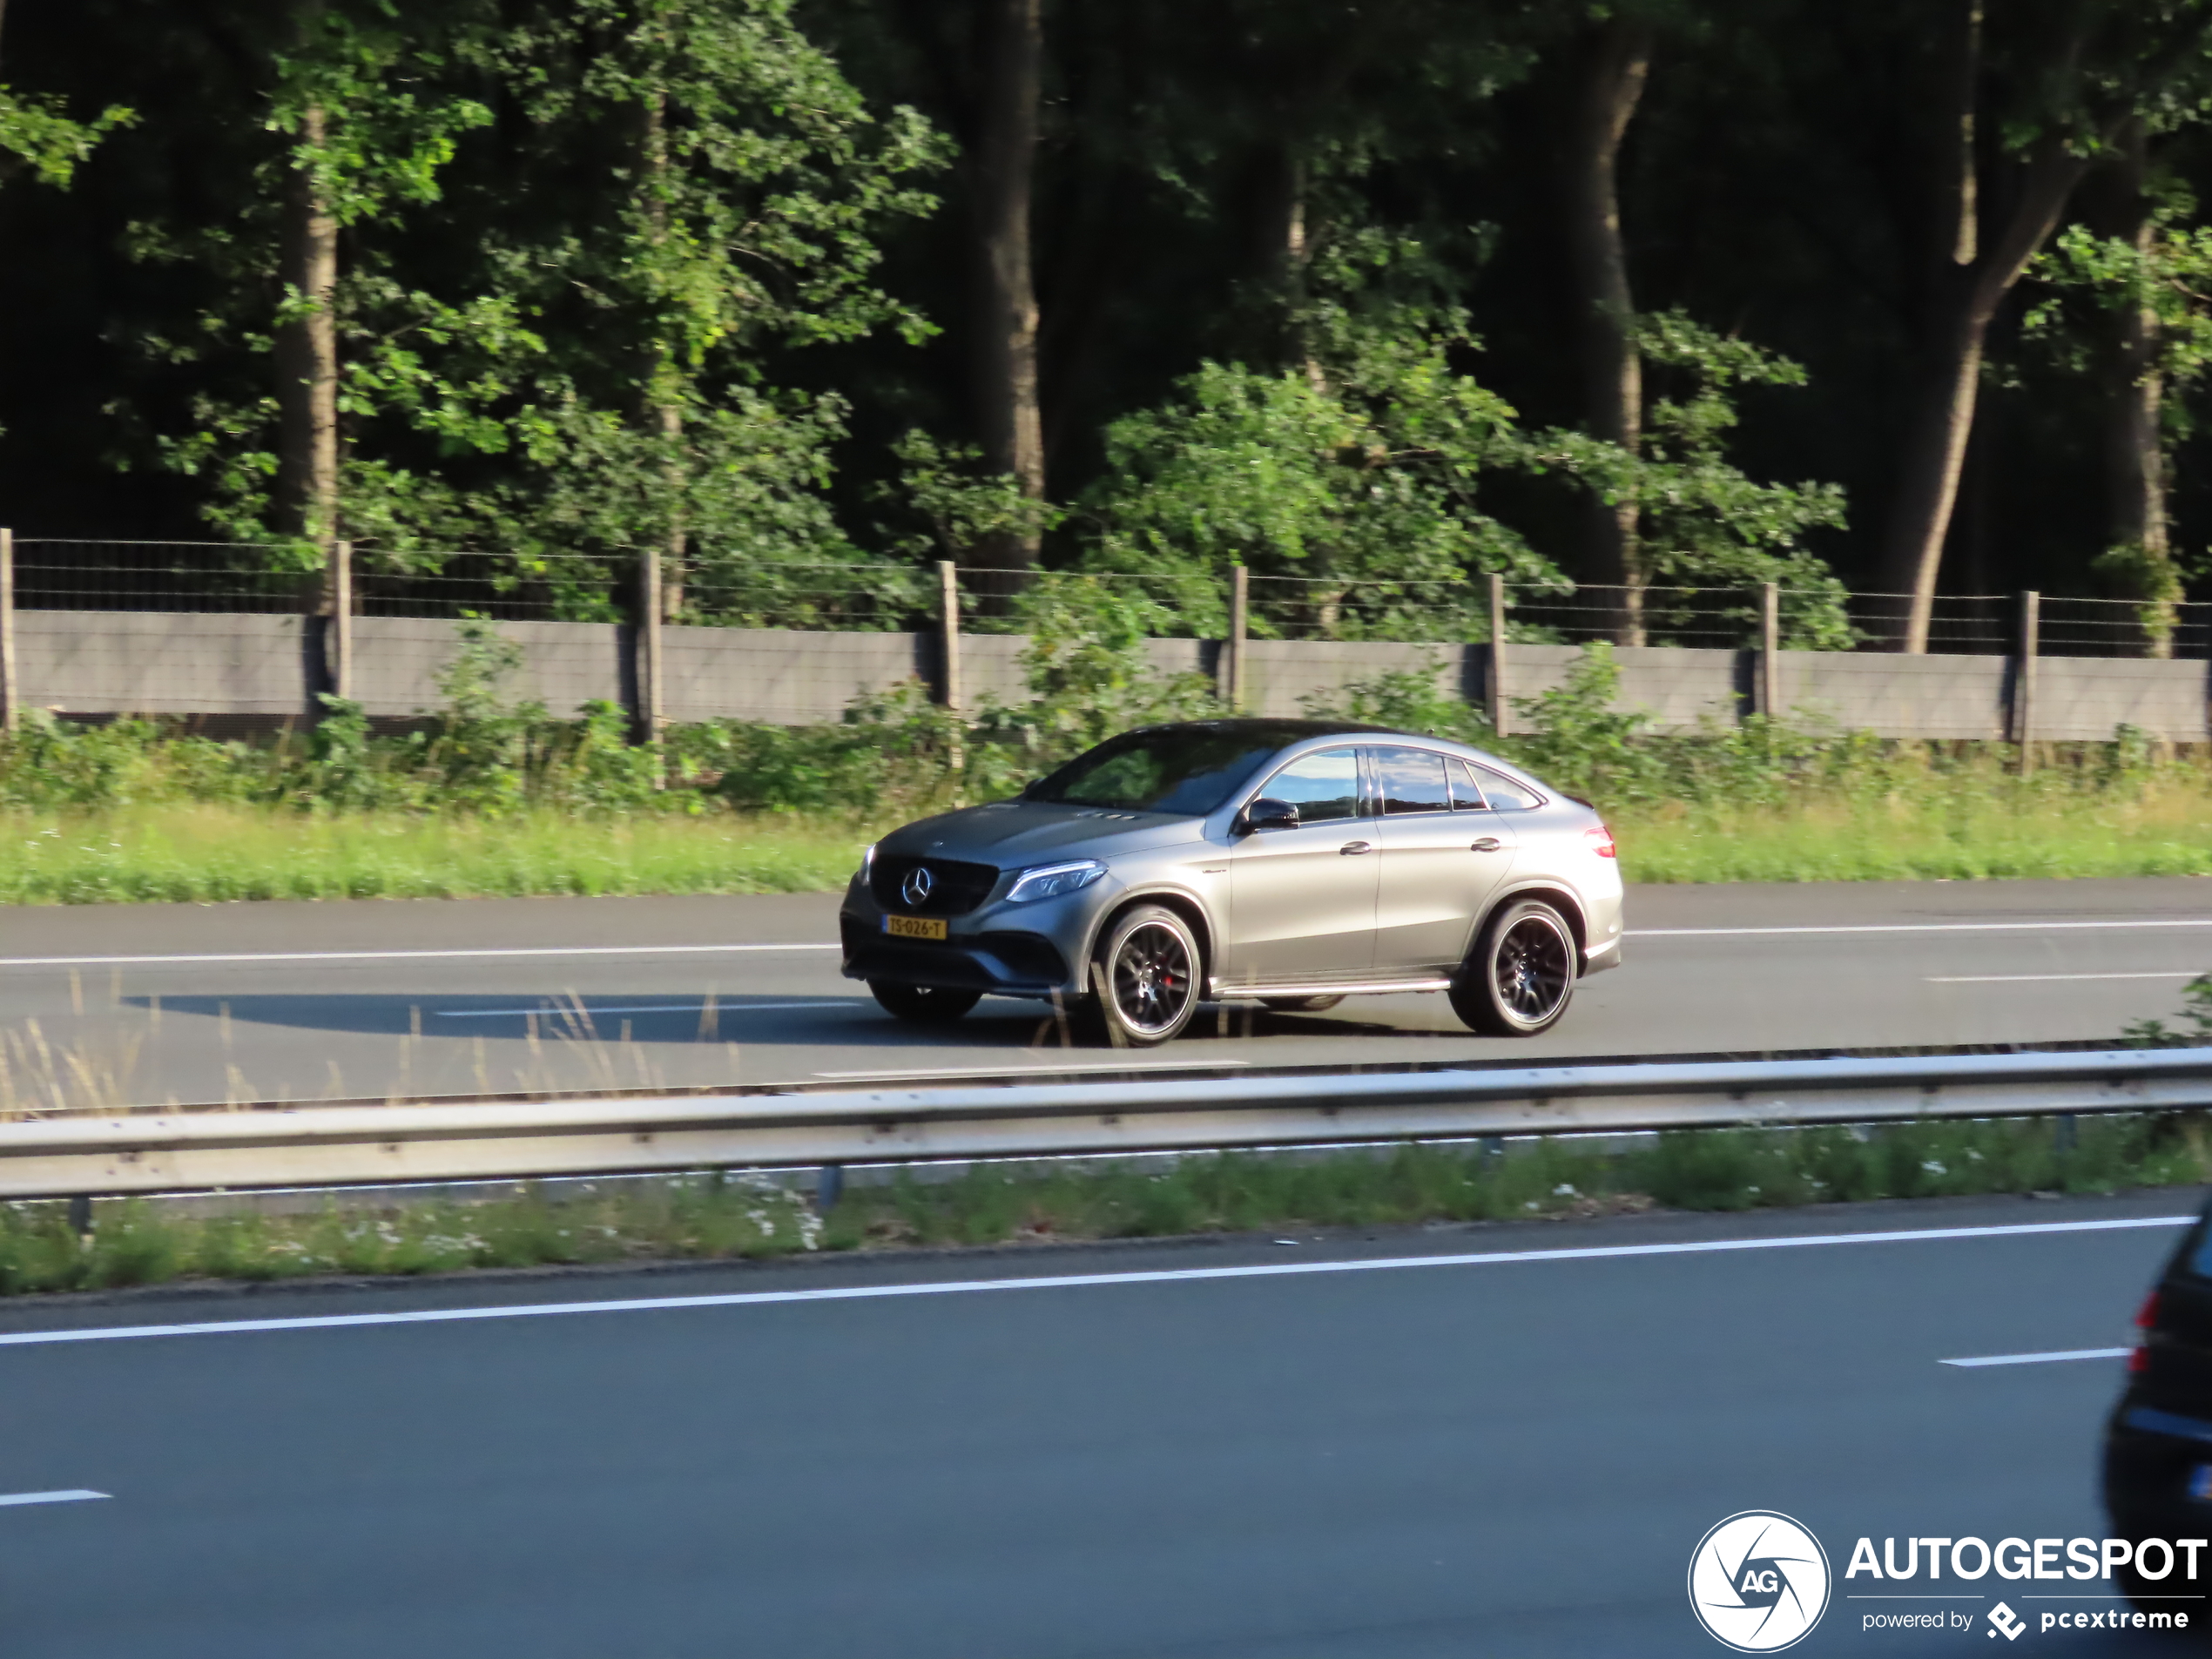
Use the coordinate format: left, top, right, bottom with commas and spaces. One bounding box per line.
1260, 995, 1345, 1013
868, 981, 982, 1024
1449, 899, 1576, 1036
1089, 905, 1201, 1047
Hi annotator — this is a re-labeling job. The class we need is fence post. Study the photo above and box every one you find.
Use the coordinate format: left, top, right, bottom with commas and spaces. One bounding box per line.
936, 559, 962, 712
327, 539, 352, 704
1223, 564, 1248, 711
637, 546, 664, 745
2014, 590, 2040, 771
0, 528, 16, 734
1487, 572, 1510, 738
1758, 581, 1781, 722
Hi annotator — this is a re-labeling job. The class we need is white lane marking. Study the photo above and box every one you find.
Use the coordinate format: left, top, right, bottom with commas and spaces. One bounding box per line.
813, 1057, 1255, 1081
0, 1490, 108, 1507
0, 943, 840, 970
1940, 1347, 2131, 1368
436, 1001, 855, 1020
1636, 920, 2212, 938
0, 1216, 2185, 1351
1925, 973, 2202, 984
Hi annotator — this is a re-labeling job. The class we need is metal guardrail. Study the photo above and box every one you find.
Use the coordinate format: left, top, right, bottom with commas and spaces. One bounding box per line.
3, 1048, 2210, 1202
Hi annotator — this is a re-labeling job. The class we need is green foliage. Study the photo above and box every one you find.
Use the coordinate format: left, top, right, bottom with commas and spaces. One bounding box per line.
1525, 311, 1854, 646
2126, 975, 2212, 1049
0, 87, 133, 187
1082, 301, 1563, 640
878, 430, 1063, 567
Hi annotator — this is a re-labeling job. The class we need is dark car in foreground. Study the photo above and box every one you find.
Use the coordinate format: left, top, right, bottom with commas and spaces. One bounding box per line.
838, 718, 1624, 1047
2104, 1196, 2212, 1606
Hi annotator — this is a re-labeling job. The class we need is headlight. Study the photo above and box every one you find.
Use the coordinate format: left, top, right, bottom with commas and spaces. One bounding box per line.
858, 843, 875, 883
1005, 859, 1106, 904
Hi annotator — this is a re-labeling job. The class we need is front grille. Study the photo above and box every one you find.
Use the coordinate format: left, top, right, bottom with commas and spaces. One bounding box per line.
870, 855, 1000, 916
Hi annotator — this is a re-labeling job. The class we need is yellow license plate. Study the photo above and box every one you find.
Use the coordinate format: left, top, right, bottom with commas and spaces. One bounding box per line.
884, 914, 948, 941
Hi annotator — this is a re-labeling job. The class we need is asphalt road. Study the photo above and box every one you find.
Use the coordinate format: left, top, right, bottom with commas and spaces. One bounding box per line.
0, 877, 2204, 1107
0, 1190, 2203, 1657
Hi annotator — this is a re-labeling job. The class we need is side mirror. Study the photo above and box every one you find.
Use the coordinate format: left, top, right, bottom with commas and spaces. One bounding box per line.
1239, 797, 1299, 834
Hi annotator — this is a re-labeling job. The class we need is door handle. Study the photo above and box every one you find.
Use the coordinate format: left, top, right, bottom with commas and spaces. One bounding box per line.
1339, 840, 1372, 855
1469, 837, 1503, 853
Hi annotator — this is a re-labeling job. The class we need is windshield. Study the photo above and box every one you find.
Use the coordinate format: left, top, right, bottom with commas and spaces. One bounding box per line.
1023, 729, 1289, 815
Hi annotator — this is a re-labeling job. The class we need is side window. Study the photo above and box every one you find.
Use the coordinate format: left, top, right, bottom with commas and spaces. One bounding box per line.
1447, 757, 1490, 811
1258, 748, 1361, 824
1370, 746, 1451, 815
1477, 765, 1546, 812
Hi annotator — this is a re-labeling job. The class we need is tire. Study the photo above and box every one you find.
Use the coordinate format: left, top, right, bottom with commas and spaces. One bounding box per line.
868, 980, 983, 1024
1088, 904, 1203, 1047
1261, 995, 1345, 1013
1449, 899, 1577, 1036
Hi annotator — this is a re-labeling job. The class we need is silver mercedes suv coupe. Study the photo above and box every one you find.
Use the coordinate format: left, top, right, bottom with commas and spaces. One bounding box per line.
839, 718, 1624, 1047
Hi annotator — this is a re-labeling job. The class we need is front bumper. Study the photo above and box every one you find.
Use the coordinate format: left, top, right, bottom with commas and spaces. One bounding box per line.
840, 877, 1108, 999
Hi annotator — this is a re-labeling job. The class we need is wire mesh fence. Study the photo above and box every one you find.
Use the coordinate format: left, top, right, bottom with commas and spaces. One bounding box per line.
10, 538, 2212, 658
952, 567, 1224, 637
12, 540, 309, 613
2037, 596, 2212, 659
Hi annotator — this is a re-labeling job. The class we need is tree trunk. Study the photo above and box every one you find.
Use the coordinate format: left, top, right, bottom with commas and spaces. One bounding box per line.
1565, 16, 1652, 645
969, 0, 1045, 591
1877, 1, 2087, 651
641, 87, 685, 622
2107, 120, 2174, 658
274, 94, 340, 598
1877, 158, 2085, 651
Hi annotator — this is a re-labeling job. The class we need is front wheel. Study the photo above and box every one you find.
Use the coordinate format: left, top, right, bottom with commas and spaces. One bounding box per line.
868, 980, 982, 1024
1449, 899, 1576, 1036
1089, 904, 1202, 1047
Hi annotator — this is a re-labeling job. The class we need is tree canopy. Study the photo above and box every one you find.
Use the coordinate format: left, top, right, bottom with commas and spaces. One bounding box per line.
3, 0, 2211, 645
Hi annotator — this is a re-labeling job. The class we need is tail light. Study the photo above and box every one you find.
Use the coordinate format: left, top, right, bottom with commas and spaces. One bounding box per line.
2131, 1291, 2161, 1373
1584, 824, 1617, 859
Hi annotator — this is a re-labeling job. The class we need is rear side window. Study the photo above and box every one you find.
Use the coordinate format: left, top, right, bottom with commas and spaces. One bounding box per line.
1447, 758, 1489, 810
1370, 746, 1451, 815
1258, 748, 1362, 823
1478, 766, 1546, 811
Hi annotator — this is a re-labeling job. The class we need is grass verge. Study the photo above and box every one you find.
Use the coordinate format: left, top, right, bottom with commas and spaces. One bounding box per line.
1615, 779, 2212, 882
0, 806, 867, 903
0, 778, 2208, 905
7, 1115, 2207, 1297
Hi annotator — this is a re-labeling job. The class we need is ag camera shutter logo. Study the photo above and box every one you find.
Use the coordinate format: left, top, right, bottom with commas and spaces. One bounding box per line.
1689, 1511, 1831, 1651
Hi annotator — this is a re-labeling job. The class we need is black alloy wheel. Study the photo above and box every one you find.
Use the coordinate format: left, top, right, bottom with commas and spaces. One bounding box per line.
1090, 905, 1201, 1046
1448, 899, 1576, 1035
868, 980, 983, 1023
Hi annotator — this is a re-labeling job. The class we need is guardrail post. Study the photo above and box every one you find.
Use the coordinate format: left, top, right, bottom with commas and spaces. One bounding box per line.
2013, 590, 2040, 772
816, 1163, 844, 1212
0, 527, 17, 734
936, 559, 962, 713
327, 538, 352, 704
2054, 1112, 2077, 1157
1222, 564, 1248, 711
67, 1193, 91, 1238
1487, 573, 1510, 738
1758, 582, 1781, 723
